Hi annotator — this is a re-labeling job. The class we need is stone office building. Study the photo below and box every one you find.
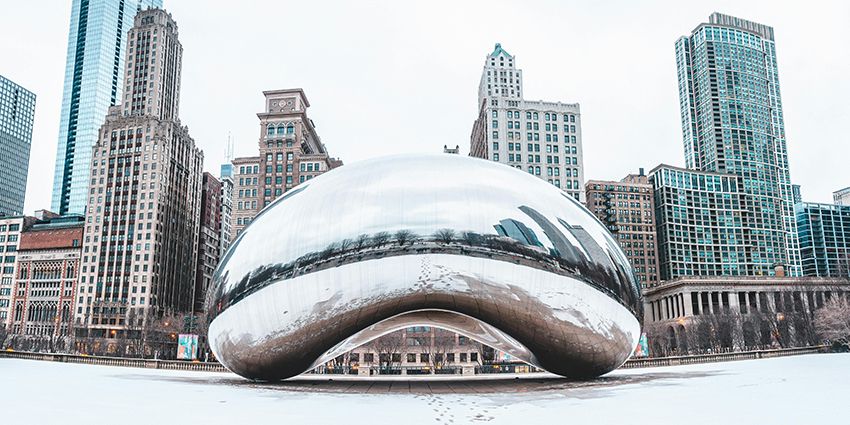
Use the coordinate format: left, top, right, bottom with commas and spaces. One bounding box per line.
470, 44, 585, 201
230, 89, 342, 240
585, 170, 660, 287
642, 275, 850, 355
194, 172, 221, 313
75, 9, 203, 338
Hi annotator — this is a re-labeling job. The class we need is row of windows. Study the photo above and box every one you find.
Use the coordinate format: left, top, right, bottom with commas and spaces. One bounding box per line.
266, 124, 295, 136
493, 131, 578, 143
496, 110, 578, 122
494, 120, 578, 133
497, 142, 578, 154
493, 153, 579, 165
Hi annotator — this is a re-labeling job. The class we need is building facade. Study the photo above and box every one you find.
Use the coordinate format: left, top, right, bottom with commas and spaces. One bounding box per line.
230, 89, 341, 239
75, 8, 203, 338
52, 0, 163, 216
9, 214, 84, 336
470, 44, 585, 201
0, 216, 35, 324
344, 327, 491, 375
833, 187, 850, 206
796, 202, 850, 278
650, 164, 751, 280
585, 170, 660, 287
219, 164, 234, 254
230, 156, 260, 239
675, 13, 800, 276
642, 275, 850, 355
0, 75, 36, 217
194, 172, 221, 313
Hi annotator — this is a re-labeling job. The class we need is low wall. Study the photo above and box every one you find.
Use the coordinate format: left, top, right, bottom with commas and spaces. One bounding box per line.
621, 345, 826, 368
0, 345, 827, 375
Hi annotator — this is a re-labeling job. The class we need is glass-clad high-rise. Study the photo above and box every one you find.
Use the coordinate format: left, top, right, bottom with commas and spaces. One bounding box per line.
796, 202, 850, 278
0, 75, 36, 216
675, 13, 800, 276
51, 0, 162, 215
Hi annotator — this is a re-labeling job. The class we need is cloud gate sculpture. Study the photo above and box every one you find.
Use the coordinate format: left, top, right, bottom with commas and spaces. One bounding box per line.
206, 154, 642, 381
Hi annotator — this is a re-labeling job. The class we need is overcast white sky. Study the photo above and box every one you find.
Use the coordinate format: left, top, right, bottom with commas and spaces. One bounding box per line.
3, 0, 849, 213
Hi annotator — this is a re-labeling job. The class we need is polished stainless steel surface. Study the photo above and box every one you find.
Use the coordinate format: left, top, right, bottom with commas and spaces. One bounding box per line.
207, 154, 642, 380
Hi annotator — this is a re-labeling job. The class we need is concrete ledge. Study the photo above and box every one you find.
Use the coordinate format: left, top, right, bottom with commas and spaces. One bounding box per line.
0, 345, 827, 377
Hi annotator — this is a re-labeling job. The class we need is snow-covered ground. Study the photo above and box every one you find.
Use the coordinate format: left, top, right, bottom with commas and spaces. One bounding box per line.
1, 354, 846, 424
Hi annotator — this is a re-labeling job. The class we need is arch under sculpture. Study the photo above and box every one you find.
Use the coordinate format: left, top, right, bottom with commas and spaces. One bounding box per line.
206, 154, 643, 381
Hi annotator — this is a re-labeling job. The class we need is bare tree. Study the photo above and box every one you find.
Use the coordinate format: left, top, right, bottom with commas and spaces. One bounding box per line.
686, 316, 714, 354
421, 329, 455, 372
644, 322, 674, 357
394, 229, 415, 246
337, 238, 353, 253
0, 324, 8, 350
371, 231, 391, 248
434, 228, 456, 244
354, 234, 370, 250
815, 296, 850, 350
369, 332, 406, 374
319, 242, 338, 260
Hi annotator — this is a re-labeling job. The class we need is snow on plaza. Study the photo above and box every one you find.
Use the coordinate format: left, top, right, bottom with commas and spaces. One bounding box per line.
2, 354, 847, 424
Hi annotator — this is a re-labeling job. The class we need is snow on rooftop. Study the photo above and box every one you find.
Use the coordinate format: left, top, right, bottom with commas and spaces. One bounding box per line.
1, 354, 847, 424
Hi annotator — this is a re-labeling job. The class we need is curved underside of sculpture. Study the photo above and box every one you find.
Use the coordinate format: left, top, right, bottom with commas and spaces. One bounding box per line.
206, 154, 642, 381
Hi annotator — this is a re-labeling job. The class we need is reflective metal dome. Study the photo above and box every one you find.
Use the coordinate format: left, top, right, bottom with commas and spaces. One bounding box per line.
206, 154, 642, 380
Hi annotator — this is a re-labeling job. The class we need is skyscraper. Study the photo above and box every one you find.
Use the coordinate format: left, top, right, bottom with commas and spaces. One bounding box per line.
650, 164, 750, 279
0, 75, 36, 217
76, 8, 203, 337
52, 0, 163, 216
218, 163, 234, 255
195, 173, 221, 313
675, 13, 800, 275
470, 44, 585, 201
796, 202, 850, 278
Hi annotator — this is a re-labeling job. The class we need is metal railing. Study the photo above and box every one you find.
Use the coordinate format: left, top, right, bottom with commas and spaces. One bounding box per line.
620, 345, 826, 368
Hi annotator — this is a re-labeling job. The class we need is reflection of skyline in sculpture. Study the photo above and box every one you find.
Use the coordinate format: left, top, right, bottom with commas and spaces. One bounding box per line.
207, 154, 641, 382
494, 218, 543, 248
518, 205, 582, 264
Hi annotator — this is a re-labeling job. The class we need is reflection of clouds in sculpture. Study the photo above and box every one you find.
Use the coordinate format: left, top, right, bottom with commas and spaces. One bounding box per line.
207, 154, 642, 381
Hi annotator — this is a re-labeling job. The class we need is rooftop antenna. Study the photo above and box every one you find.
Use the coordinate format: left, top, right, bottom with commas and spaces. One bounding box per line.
224, 132, 234, 162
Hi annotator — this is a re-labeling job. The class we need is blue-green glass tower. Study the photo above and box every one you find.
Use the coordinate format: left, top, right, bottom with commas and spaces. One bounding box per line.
675, 13, 800, 276
0, 75, 36, 216
51, 0, 162, 215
